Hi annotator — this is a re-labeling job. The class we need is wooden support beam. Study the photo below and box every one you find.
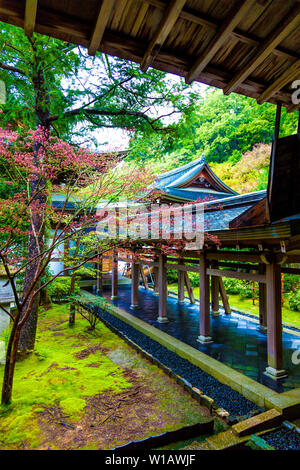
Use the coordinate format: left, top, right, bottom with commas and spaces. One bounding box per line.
139, 265, 149, 289
198, 253, 212, 343
88, 0, 115, 56
24, 0, 38, 37
140, 0, 186, 72
143, 0, 300, 64
157, 253, 168, 323
258, 264, 267, 332
257, 59, 300, 104
264, 261, 286, 379
224, 5, 300, 95
206, 251, 263, 263
111, 251, 118, 299
184, 272, 195, 304
186, 0, 255, 84
178, 259, 185, 304
131, 261, 139, 308
153, 265, 159, 295
207, 268, 266, 283
219, 278, 231, 314
165, 263, 200, 273
287, 103, 300, 113
210, 261, 220, 315
131, 2, 149, 36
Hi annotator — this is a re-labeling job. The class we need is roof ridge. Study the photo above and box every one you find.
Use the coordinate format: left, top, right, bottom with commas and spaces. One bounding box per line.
156, 155, 205, 180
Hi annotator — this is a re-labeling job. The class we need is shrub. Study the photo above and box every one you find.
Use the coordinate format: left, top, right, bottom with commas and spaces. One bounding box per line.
222, 278, 241, 295
48, 276, 80, 300
188, 272, 200, 288
222, 277, 253, 299
288, 291, 300, 312
283, 274, 300, 294
166, 269, 177, 284
238, 280, 253, 299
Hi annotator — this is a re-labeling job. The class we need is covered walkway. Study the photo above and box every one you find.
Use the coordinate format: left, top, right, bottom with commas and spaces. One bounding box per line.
97, 285, 300, 393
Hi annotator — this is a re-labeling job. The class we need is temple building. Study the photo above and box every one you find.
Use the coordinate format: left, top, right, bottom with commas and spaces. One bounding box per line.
1, 0, 300, 422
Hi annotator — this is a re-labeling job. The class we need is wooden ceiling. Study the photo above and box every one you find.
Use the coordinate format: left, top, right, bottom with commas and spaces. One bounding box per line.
1, 0, 300, 109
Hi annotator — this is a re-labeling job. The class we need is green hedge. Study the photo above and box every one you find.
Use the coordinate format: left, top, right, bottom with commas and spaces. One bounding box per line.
288, 290, 300, 312
222, 278, 253, 298
48, 276, 80, 300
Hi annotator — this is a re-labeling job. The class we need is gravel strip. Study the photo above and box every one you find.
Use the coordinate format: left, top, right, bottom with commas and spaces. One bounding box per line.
89, 303, 262, 417
263, 427, 300, 450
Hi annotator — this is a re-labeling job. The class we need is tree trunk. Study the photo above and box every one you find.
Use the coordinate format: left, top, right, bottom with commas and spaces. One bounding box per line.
1, 312, 23, 404
18, 55, 50, 354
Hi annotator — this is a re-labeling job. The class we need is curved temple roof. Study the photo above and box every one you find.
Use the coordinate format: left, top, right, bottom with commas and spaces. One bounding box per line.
154, 155, 237, 203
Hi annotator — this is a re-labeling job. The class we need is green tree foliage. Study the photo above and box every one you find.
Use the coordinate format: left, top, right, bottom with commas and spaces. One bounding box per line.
128, 89, 298, 165
0, 22, 193, 146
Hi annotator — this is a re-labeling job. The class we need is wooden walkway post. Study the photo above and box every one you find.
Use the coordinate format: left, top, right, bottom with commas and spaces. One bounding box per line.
178, 259, 185, 304
219, 278, 231, 314
211, 261, 220, 315
157, 253, 168, 323
258, 263, 267, 332
264, 260, 286, 379
130, 260, 139, 308
111, 250, 118, 300
198, 253, 212, 343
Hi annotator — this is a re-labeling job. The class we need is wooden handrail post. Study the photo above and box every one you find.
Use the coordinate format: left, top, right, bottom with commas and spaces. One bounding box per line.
264, 260, 287, 379
130, 260, 139, 308
157, 253, 168, 323
178, 258, 185, 304
111, 250, 118, 300
258, 263, 267, 333
211, 260, 220, 316
197, 253, 212, 343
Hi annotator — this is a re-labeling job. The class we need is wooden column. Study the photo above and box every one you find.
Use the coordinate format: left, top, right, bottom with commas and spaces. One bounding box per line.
153, 265, 159, 296
258, 264, 267, 332
130, 261, 139, 308
211, 261, 220, 315
96, 257, 103, 293
197, 253, 212, 343
111, 251, 118, 300
178, 259, 185, 304
219, 278, 231, 314
157, 253, 168, 323
264, 260, 286, 379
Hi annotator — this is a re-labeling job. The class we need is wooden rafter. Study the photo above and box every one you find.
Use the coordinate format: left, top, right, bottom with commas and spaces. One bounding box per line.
224, 5, 300, 95
88, 0, 115, 56
186, 0, 255, 85
287, 103, 300, 113
140, 0, 187, 72
24, 0, 38, 37
143, 0, 300, 63
257, 59, 300, 104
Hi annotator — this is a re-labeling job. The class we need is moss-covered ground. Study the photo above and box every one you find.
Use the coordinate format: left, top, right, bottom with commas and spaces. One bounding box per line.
0, 303, 214, 450
168, 285, 300, 329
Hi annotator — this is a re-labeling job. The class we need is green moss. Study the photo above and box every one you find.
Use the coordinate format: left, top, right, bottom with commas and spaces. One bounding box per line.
0, 303, 132, 449
60, 397, 86, 419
